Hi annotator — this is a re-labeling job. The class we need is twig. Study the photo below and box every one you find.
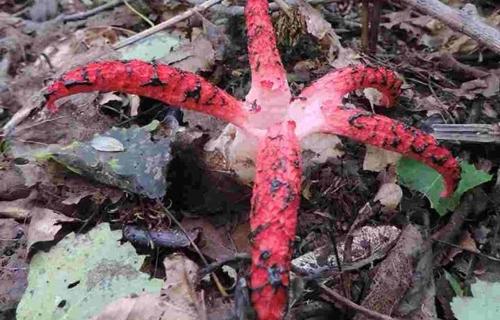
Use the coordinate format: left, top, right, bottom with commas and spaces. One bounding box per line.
198, 252, 251, 277
433, 239, 500, 262
113, 0, 223, 49
123, 0, 154, 27
320, 284, 399, 320
0, 96, 45, 138
368, 0, 382, 53
62, 0, 123, 22
399, 0, 500, 54
431, 123, 500, 143
184, 0, 341, 16
153, 200, 228, 297
361, 0, 369, 51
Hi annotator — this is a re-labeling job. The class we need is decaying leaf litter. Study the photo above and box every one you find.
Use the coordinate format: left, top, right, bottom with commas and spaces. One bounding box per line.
1, 0, 499, 319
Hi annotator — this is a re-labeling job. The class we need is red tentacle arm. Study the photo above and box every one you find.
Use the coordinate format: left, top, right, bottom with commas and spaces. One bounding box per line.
298, 65, 403, 108
249, 121, 301, 320
44, 60, 250, 130
319, 105, 460, 197
245, 0, 291, 126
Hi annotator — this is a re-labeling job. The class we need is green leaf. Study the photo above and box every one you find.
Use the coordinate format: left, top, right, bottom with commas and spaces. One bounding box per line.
45, 122, 172, 199
17, 223, 163, 320
119, 31, 182, 61
451, 280, 500, 320
397, 158, 492, 216
445, 270, 464, 297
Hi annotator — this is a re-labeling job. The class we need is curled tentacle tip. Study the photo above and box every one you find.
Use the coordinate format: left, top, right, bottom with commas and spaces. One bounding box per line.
441, 179, 458, 198
440, 161, 461, 198
440, 188, 454, 198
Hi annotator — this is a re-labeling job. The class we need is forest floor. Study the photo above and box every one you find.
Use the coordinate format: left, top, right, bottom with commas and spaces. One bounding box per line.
1, 0, 500, 319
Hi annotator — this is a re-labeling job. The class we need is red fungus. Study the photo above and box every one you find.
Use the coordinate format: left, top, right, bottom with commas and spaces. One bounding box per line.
250, 121, 301, 319
42, 0, 460, 318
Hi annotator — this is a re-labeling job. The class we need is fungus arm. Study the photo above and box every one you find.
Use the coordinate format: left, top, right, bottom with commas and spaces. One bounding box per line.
250, 121, 301, 320
298, 66, 403, 108
244, 0, 291, 118
319, 105, 460, 197
44, 60, 249, 129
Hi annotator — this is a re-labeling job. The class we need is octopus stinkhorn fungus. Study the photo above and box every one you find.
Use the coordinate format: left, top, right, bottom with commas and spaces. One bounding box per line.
43, 0, 460, 319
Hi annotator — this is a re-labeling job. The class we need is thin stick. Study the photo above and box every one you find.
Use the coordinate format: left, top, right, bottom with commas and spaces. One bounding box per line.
400, 0, 500, 54
368, 0, 382, 53
123, 0, 155, 27
153, 200, 228, 297
63, 0, 123, 22
113, 0, 222, 50
361, 0, 369, 52
433, 239, 500, 262
320, 284, 399, 320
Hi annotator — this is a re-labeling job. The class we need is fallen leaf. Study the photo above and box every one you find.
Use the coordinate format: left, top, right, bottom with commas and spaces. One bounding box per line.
91, 254, 202, 320
61, 192, 94, 205
0, 219, 28, 314
451, 280, 500, 320
90, 136, 125, 152
445, 270, 464, 297
363, 87, 384, 107
26, 207, 76, 251
17, 223, 163, 320
353, 225, 423, 320
397, 159, 492, 216
182, 218, 237, 261
164, 31, 216, 73
129, 94, 141, 117
373, 183, 403, 211
98, 92, 123, 106
445, 74, 500, 100
445, 10, 500, 55
363, 145, 401, 172
44, 121, 172, 199
292, 225, 400, 274
300, 133, 344, 167
297, 0, 334, 40
0, 191, 37, 220
0, 163, 30, 201
458, 230, 479, 253
119, 31, 183, 61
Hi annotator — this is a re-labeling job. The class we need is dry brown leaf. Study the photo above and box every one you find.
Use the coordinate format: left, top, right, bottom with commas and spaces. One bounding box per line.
458, 230, 479, 253
373, 183, 403, 212
181, 218, 237, 261
445, 74, 500, 99
98, 92, 123, 105
363, 145, 401, 172
300, 133, 344, 168
0, 191, 37, 220
297, 0, 333, 40
61, 192, 94, 205
292, 225, 401, 273
163, 30, 216, 73
0, 219, 28, 314
91, 254, 203, 320
353, 224, 423, 320
27, 207, 76, 251
230, 222, 251, 254
382, 10, 425, 38
129, 94, 141, 117
445, 10, 500, 54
